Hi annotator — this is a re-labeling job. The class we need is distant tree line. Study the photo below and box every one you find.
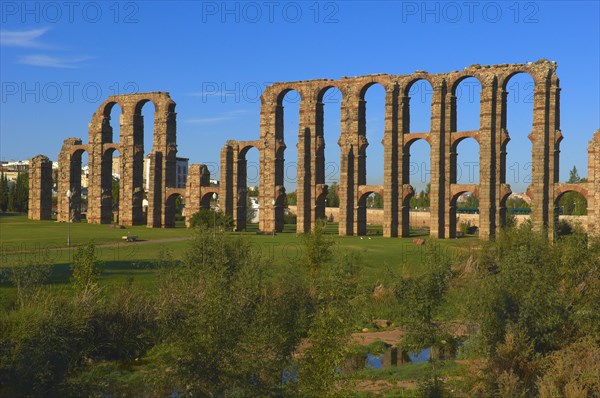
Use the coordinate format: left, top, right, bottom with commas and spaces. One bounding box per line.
0, 172, 28, 213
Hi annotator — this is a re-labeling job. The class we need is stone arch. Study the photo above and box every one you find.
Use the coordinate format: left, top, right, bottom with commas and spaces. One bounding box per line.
101, 146, 120, 224
164, 189, 185, 228
357, 188, 378, 236
553, 187, 589, 235
451, 136, 480, 184
400, 76, 435, 134
199, 191, 216, 210
84, 92, 177, 228
449, 187, 480, 238
236, 142, 261, 231
401, 137, 431, 237
57, 140, 89, 222
449, 75, 482, 132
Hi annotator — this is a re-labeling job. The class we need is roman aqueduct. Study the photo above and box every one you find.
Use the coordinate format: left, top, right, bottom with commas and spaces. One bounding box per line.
28, 59, 600, 239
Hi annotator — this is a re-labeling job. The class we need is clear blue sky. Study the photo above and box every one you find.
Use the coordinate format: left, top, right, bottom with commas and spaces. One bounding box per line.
1, 1, 598, 193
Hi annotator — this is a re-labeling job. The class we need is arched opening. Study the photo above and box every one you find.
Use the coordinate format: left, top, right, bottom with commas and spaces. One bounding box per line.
557, 191, 588, 216
238, 145, 260, 231
407, 79, 433, 133
135, 100, 156, 226
357, 191, 377, 236
317, 86, 342, 233
200, 191, 215, 210
78, 150, 89, 221
68, 149, 88, 222
277, 89, 300, 232
365, 191, 384, 235
502, 73, 534, 193
453, 137, 480, 184
107, 102, 122, 144
501, 193, 532, 228
101, 148, 121, 224
361, 83, 386, 186
555, 190, 588, 236
405, 139, 431, 236
450, 191, 479, 238
454, 77, 481, 132
164, 193, 184, 228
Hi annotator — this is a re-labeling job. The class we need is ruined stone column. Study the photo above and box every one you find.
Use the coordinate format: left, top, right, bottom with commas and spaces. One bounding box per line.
496, 87, 510, 229
220, 143, 235, 223
258, 98, 279, 233
398, 95, 411, 237
146, 151, 162, 227
117, 109, 136, 226
587, 130, 600, 236
157, 107, 177, 228
546, 73, 561, 238
477, 77, 497, 239
236, 151, 248, 231
297, 95, 315, 233
338, 91, 358, 236
382, 86, 399, 237
529, 69, 553, 234
185, 163, 210, 226
57, 138, 84, 223
429, 79, 447, 238
28, 155, 53, 220
87, 114, 112, 225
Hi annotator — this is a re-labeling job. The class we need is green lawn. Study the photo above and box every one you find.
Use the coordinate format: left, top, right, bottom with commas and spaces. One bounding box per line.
0, 213, 479, 311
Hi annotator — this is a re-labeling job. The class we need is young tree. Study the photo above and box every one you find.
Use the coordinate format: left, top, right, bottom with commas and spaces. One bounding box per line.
285, 190, 297, 206
8, 172, 28, 213
111, 176, 120, 210
71, 242, 103, 295
567, 165, 581, 184
326, 182, 340, 207
0, 173, 8, 212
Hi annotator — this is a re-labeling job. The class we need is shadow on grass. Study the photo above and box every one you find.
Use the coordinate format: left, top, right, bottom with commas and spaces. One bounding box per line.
47, 260, 167, 285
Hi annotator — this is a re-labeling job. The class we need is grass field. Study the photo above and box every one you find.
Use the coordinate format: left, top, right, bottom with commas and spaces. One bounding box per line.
1, 213, 482, 395
1, 213, 479, 304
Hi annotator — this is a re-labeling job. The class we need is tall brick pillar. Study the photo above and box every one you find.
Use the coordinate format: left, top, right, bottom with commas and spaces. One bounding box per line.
185, 164, 210, 226
478, 76, 498, 239
87, 111, 113, 225
259, 97, 279, 233
338, 91, 358, 236
383, 86, 399, 237
399, 93, 412, 237
496, 86, 510, 229
146, 151, 162, 227
587, 130, 600, 236
546, 72, 561, 238
429, 79, 447, 238
297, 93, 315, 233
236, 153, 249, 231
28, 155, 53, 220
57, 138, 85, 223
220, 143, 235, 225
156, 105, 177, 229
443, 90, 456, 239
118, 109, 138, 226
529, 68, 554, 234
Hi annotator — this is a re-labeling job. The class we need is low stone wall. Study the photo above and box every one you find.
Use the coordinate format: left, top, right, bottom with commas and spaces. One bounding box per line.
286, 206, 588, 230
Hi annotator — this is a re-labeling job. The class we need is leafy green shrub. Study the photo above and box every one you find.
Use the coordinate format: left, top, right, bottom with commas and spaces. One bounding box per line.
9, 261, 51, 308
284, 212, 297, 224
188, 208, 233, 230
71, 242, 103, 294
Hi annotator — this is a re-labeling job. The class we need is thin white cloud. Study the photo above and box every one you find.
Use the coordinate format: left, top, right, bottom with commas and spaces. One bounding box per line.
184, 117, 233, 124
184, 109, 250, 125
0, 28, 49, 48
18, 54, 92, 68
189, 91, 237, 97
